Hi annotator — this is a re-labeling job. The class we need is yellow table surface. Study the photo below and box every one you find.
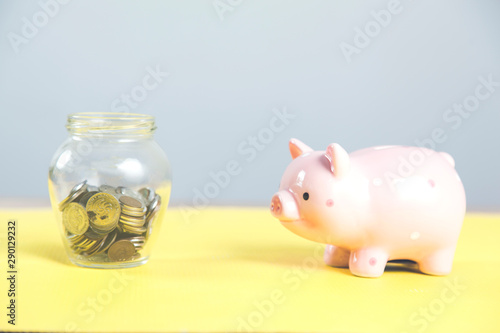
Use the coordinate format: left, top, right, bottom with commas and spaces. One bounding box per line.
0, 208, 499, 333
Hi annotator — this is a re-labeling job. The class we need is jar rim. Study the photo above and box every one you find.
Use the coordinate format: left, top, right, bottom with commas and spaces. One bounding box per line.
68, 112, 154, 121
67, 112, 156, 137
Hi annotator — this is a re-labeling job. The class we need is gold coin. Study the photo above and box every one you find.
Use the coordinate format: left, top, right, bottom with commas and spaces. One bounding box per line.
108, 240, 136, 261
121, 208, 146, 216
122, 222, 146, 230
120, 224, 147, 235
86, 192, 121, 229
120, 214, 145, 225
121, 207, 147, 216
119, 222, 144, 230
62, 203, 89, 235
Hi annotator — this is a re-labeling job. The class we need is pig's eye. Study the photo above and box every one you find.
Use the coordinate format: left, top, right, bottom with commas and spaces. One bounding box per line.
303, 192, 309, 201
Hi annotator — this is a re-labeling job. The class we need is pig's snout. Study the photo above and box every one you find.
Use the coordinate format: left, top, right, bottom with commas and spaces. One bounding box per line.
270, 191, 299, 222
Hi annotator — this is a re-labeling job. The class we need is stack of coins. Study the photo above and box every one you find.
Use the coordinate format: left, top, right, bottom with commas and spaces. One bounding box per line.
68, 233, 98, 254
59, 181, 162, 262
118, 196, 147, 235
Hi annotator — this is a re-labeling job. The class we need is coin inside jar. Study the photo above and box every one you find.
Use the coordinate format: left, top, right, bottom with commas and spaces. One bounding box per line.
79, 191, 99, 207
86, 192, 121, 234
85, 228, 107, 240
120, 214, 146, 225
62, 202, 89, 235
120, 224, 147, 235
69, 234, 99, 254
59, 180, 88, 211
119, 196, 143, 209
107, 239, 136, 261
93, 229, 118, 256
60, 181, 163, 265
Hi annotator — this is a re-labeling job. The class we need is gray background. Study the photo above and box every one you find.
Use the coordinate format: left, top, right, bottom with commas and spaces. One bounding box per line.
0, 0, 499, 210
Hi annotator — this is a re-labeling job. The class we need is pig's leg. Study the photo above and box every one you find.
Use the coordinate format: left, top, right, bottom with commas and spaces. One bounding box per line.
348, 248, 389, 278
418, 247, 455, 276
324, 245, 350, 268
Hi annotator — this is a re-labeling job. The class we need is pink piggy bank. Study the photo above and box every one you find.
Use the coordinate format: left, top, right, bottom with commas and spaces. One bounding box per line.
270, 139, 466, 278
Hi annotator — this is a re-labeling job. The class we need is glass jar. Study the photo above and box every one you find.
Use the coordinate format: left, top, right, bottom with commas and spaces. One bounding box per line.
48, 113, 171, 268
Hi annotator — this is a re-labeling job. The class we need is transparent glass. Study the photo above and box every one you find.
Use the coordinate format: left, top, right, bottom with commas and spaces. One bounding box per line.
48, 113, 171, 268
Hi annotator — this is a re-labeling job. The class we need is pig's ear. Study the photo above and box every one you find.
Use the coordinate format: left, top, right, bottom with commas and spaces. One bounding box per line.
289, 138, 313, 159
325, 143, 350, 178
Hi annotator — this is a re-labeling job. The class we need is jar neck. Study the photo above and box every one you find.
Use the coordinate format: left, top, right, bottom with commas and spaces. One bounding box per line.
67, 113, 156, 139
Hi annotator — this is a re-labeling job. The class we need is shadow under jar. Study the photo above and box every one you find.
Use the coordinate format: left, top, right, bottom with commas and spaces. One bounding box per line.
48, 113, 171, 268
